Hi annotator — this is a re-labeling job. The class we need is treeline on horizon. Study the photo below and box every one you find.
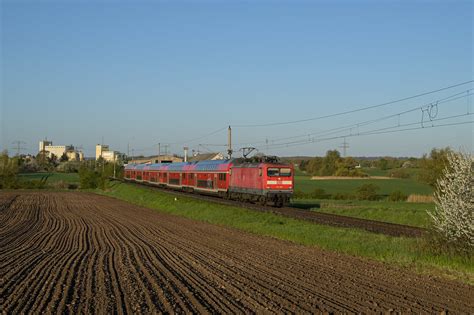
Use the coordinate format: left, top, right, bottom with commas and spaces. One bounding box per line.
288, 147, 454, 187
0, 147, 456, 191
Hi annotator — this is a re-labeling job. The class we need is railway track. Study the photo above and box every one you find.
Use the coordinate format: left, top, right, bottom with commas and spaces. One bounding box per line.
115, 179, 426, 238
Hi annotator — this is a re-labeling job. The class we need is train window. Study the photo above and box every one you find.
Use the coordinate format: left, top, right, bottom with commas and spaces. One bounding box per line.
259, 168, 262, 176
218, 173, 226, 181
267, 168, 279, 177
280, 168, 291, 176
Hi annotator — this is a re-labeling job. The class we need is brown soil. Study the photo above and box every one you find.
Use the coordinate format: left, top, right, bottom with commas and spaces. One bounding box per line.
1, 191, 472, 313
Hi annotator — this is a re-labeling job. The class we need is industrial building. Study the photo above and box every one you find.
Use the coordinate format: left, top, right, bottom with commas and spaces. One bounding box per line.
96, 144, 123, 162
38, 140, 83, 161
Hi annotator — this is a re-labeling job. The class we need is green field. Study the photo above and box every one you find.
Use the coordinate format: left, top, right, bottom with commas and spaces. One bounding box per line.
96, 182, 473, 284
292, 199, 433, 228
294, 175, 433, 196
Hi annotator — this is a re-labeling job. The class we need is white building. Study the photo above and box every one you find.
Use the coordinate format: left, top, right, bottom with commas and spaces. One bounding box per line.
95, 144, 110, 160
38, 140, 83, 161
39, 140, 52, 152
96, 144, 121, 162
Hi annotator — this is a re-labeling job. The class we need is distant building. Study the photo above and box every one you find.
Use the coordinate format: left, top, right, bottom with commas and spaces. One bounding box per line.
44, 145, 73, 159
96, 144, 123, 162
39, 140, 52, 152
66, 151, 79, 161
130, 155, 183, 164
95, 144, 110, 160
38, 140, 83, 161
188, 153, 224, 162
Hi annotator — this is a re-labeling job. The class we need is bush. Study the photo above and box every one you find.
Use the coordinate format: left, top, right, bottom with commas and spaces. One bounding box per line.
19, 180, 46, 189
355, 184, 379, 201
418, 147, 452, 186
427, 151, 473, 254
388, 190, 407, 202
79, 167, 100, 189
292, 190, 307, 199
309, 188, 331, 199
332, 192, 354, 200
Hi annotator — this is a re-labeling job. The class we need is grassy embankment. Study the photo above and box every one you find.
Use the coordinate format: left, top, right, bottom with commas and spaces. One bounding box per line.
292, 200, 433, 228
97, 182, 473, 284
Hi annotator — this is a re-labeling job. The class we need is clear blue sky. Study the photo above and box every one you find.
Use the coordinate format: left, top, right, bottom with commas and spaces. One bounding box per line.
1, 0, 473, 158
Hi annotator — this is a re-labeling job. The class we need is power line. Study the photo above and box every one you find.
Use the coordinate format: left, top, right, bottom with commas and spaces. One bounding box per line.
11, 141, 26, 156
233, 80, 474, 128
169, 126, 228, 145
239, 90, 473, 147
339, 138, 349, 157
261, 113, 473, 151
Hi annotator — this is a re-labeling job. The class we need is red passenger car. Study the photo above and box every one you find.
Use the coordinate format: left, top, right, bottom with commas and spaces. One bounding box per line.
124, 157, 293, 207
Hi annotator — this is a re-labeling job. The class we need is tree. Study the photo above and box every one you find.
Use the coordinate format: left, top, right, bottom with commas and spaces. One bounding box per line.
60, 152, 69, 162
0, 151, 19, 188
378, 158, 389, 170
335, 157, 366, 177
319, 150, 341, 176
418, 147, 452, 186
427, 151, 473, 253
307, 157, 323, 175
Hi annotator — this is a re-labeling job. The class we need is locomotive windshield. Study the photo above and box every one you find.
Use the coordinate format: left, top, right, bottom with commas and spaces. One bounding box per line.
280, 168, 291, 176
267, 167, 292, 177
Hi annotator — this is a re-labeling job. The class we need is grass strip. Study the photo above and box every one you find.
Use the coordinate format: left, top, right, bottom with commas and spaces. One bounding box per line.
292, 199, 433, 228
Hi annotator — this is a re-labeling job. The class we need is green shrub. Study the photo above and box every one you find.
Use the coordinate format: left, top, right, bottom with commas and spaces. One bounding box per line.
388, 190, 407, 202
356, 183, 380, 200
292, 190, 307, 199
79, 167, 100, 189
310, 188, 331, 199
332, 192, 354, 200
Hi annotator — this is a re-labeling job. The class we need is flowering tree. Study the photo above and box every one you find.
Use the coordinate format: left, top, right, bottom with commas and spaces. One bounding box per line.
428, 151, 473, 252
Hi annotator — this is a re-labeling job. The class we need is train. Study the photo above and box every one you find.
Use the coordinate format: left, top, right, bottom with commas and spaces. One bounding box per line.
124, 156, 294, 207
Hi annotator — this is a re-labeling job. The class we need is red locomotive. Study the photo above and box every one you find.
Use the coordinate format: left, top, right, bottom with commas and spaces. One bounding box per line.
124, 156, 294, 207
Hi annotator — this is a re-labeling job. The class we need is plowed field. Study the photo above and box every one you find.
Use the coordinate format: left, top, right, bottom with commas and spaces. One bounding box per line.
1, 192, 472, 313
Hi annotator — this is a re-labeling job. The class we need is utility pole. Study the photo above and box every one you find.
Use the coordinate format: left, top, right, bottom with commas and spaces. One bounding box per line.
183, 147, 188, 162
11, 141, 26, 156
339, 137, 349, 157
113, 155, 116, 178
227, 126, 233, 159
158, 143, 161, 156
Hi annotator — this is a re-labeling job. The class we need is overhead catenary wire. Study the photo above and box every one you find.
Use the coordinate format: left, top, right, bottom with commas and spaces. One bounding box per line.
132, 82, 473, 155
232, 80, 474, 128
260, 113, 474, 151
235, 90, 473, 147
